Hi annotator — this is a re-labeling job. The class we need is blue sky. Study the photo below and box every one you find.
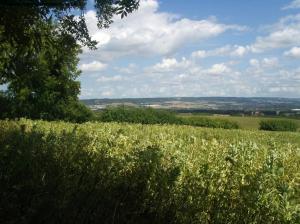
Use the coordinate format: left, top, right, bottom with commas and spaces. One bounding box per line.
79, 0, 300, 99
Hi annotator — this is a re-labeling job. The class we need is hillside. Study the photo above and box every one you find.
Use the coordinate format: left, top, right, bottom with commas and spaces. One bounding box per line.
1, 119, 299, 223
81, 97, 300, 113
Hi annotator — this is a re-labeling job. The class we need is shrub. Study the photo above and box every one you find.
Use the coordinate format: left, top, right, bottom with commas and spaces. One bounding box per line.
99, 106, 181, 125
98, 106, 239, 129
259, 119, 298, 132
182, 116, 239, 129
0, 120, 299, 223
0, 92, 11, 119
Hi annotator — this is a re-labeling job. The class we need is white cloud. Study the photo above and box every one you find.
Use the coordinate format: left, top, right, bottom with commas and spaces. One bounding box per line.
150, 57, 191, 72
262, 57, 279, 68
251, 14, 300, 52
205, 63, 231, 75
79, 61, 107, 72
191, 45, 250, 58
145, 57, 237, 78
284, 46, 300, 58
82, 0, 245, 61
247, 57, 280, 79
78, 1, 300, 99
249, 59, 260, 68
115, 63, 138, 74
153, 58, 178, 70
232, 46, 249, 57
101, 91, 114, 97
191, 50, 207, 58
80, 58, 300, 98
282, 0, 300, 10
249, 57, 278, 69
96, 75, 124, 82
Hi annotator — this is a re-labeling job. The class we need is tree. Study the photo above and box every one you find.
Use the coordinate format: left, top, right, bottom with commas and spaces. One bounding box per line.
0, 0, 139, 122
0, 0, 139, 83
2, 21, 93, 122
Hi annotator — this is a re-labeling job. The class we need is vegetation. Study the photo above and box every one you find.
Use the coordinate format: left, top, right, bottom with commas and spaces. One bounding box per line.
0, 23, 95, 123
0, 0, 139, 122
98, 106, 239, 129
0, 0, 139, 51
0, 119, 299, 223
181, 114, 300, 131
182, 116, 239, 129
0, 2, 299, 223
99, 106, 181, 124
259, 119, 298, 132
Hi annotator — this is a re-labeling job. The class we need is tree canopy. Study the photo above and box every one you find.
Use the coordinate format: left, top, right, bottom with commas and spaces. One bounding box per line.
0, 0, 140, 122
0, 0, 140, 83
0, 0, 139, 47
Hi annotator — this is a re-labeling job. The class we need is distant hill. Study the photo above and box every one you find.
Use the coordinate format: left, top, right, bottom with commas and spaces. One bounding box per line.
81, 97, 300, 113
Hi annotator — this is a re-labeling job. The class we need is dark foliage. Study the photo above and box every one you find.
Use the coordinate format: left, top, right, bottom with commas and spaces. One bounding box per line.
98, 106, 239, 129
99, 106, 182, 125
0, 123, 179, 223
182, 116, 239, 129
0, 21, 94, 123
0, 120, 299, 223
259, 119, 298, 132
0, 0, 139, 122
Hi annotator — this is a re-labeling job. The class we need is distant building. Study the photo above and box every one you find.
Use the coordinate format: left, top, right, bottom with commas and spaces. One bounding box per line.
251, 111, 264, 116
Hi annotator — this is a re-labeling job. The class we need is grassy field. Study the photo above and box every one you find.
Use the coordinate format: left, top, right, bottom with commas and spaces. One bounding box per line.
180, 114, 300, 130
1, 119, 300, 223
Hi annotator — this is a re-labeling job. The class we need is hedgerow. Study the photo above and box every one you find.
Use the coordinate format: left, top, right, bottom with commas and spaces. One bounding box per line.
0, 119, 299, 223
259, 119, 298, 132
98, 106, 181, 125
182, 116, 239, 129
98, 106, 239, 129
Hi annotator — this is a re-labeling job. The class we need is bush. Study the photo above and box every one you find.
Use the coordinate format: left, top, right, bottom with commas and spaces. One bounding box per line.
0, 92, 11, 119
60, 101, 96, 123
0, 120, 299, 223
98, 106, 239, 129
182, 116, 239, 129
99, 106, 182, 125
259, 119, 298, 132
0, 91, 95, 123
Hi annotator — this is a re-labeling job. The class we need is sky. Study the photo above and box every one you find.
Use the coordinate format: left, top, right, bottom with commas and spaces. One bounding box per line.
78, 0, 300, 99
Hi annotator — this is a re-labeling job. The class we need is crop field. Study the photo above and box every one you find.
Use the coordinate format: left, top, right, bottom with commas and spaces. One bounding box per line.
1, 119, 300, 223
180, 114, 300, 130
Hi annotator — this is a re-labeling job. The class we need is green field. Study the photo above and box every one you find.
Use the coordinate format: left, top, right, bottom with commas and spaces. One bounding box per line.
180, 114, 300, 130
1, 119, 300, 223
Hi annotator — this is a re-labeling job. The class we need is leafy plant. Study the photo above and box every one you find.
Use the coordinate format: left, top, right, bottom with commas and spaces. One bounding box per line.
98, 106, 239, 129
259, 119, 298, 132
0, 119, 299, 223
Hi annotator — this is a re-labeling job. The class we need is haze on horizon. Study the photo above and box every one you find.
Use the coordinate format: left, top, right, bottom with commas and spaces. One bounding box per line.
79, 0, 300, 99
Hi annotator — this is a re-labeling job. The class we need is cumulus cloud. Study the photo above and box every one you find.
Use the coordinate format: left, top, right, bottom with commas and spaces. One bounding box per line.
251, 14, 300, 52
249, 57, 278, 69
150, 57, 191, 72
146, 57, 234, 77
79, 61, 107, 72
191, 45, 250, 58
205, 63, 231, 75
97, 75, 124, 82
114, 63, 138, 74
82, 0, 245, 61
78, 1, 300, 99
282, 0, 300, 10
284, 46, 300, 58
262, 57, 279, 68
80, 57, 300, 98
249, 59, 260, 68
